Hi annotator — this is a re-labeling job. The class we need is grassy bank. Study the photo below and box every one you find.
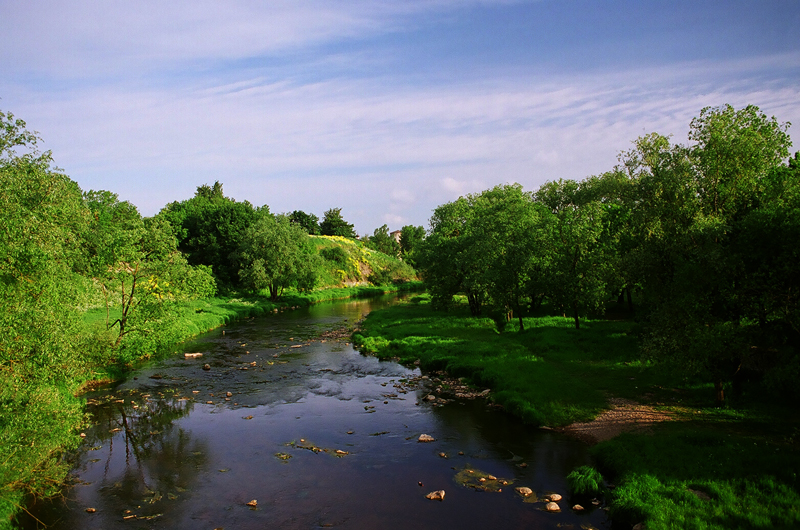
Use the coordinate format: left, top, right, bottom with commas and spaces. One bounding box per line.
352, 294, 800, 529
2, 282, 421, 529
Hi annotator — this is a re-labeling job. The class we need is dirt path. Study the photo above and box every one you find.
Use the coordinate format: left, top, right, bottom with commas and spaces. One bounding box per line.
559, 398, 678, 443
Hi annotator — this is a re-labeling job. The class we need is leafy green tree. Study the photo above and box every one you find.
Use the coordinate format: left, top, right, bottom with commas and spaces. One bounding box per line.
417, 196, 487, 315
319, 208, 357, 238
399, 225, 425, 266
0, 110, 87, 518
289, 210, 320, 234
158, 184, 261, 285
624, 106, 794, 404
469, 184, 555, 331
86, 207, 216, 347
365, 224, 400, 257
237, 215, 320, 299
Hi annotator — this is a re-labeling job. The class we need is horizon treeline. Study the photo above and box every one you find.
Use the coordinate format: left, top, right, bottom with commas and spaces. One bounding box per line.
414, 104, 799, 406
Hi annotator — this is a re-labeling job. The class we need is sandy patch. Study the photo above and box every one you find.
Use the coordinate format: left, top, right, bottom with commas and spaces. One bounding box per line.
560, 398, 677, 443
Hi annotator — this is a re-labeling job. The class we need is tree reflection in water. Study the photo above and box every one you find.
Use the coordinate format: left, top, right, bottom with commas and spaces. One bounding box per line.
21, 389, 209, 528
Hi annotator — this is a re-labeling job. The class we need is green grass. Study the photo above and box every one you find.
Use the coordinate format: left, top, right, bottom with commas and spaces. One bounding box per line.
354, 294, 649, 426
353, 294, 800, 530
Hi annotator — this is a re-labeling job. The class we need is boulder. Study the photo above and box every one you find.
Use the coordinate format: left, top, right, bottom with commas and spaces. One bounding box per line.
545, 502, 561, 512
418, 434, 435, 442
515, 487, 533, 497
572, 504, 584, 511
549, 493, 562, 502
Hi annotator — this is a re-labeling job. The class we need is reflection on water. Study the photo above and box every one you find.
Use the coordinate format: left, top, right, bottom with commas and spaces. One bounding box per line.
22, 296, 610, 529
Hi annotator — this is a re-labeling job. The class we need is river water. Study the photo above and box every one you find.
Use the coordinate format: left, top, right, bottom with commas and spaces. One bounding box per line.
23, 295, 610, 530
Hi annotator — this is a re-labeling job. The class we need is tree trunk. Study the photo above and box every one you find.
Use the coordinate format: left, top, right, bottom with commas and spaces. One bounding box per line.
626, 286, 634, 314
714, 379, 725, 407
517, 313, 525, 332
573, 302, 580, 329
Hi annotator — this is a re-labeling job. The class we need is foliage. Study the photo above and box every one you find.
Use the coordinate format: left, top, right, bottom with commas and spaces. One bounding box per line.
319, 207, 357, 238
288, 210, 320, 234
566, 465, 605, 496
399, 224, 425, 266
0, 110, 88, 526
237, 215, 320, 299
364, 224, 400, 257
157, 182, 262, 285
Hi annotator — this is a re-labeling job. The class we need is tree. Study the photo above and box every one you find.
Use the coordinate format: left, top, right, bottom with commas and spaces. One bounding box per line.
288, 210, 320, 235
365, 224, 400, 257
417, 196, 488, 315
623, 105, 794, 404
85, 207, 216, 347
158, 184, 262, 285
469, 184, 555, 331
319, 208, 357, 238
399, 225, 426, 266
237, 215, 320, 300
0, 110, 88, 514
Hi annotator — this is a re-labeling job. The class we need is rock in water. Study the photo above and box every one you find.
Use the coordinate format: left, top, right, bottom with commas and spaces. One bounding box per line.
418, 434, 435, 442
572, 504, 584, 511
202, 364, 211, 371
545, 502, 561, 512
425, 490, 445, 501
246, 499, 257, 507
549, 493, 562, 502
515, 487, 533, 497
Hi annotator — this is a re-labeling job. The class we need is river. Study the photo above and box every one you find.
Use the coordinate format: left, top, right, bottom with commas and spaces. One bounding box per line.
22, 295, 610, 529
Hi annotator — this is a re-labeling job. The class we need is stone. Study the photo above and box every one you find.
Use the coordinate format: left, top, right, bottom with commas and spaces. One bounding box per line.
545, 502, 561, 512
418, 434, 435, 442
425, 490, 445, 501
184, 353, 203, 358
515, 487, 533, 497
202, 364, 211, 371
549, 493, 562, 502
85, 508, 96, 513
246, 499, 257, 507
425, 395, 436, 401
572, 504, 584, 511
226, 392, 233, 397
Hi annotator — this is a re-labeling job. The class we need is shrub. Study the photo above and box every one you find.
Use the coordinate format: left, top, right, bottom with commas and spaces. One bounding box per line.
567, 465, 605, 496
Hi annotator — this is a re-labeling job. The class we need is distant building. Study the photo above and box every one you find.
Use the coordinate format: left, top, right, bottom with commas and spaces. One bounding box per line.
390, 230, 402, 243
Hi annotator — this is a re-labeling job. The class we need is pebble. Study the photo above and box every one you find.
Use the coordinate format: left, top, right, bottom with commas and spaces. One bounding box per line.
202, 364, 211, 371
572, 504, 585, 511
549, 493, 562, 502
418, 434, 435, 443
545, 502, 561, 512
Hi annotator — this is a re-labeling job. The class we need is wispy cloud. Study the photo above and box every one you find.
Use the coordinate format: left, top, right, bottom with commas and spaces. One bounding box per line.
2, 1, 798, 231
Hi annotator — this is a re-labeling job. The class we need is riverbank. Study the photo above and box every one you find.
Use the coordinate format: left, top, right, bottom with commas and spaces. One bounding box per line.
352, 294, 800, 530
1, 282, 421, 529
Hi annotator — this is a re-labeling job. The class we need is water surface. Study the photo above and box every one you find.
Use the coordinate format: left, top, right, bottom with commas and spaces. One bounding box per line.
23, 296, 610, 529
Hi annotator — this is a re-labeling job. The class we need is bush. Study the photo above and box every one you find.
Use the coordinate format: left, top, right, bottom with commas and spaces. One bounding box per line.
567, 465, 605, 496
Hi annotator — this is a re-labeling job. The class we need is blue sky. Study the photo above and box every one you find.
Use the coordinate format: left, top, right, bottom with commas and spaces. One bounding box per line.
2, 0, 799, 233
